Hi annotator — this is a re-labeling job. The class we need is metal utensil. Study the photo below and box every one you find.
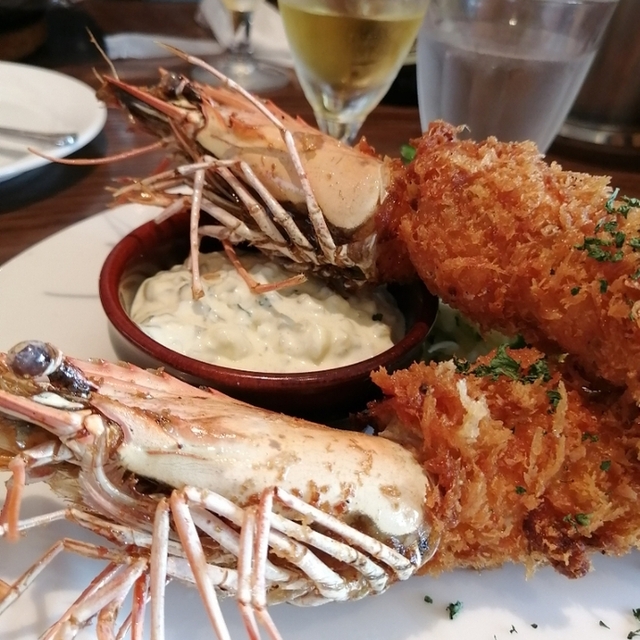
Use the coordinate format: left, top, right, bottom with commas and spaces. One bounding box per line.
0, 126, 77, 147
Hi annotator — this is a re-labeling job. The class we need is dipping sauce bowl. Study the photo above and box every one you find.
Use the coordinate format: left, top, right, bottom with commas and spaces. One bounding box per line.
99, 211, 438, 420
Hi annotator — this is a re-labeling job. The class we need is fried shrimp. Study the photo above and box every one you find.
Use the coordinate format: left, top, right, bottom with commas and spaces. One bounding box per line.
386, 122, 640, 396
369, 346, 640, 578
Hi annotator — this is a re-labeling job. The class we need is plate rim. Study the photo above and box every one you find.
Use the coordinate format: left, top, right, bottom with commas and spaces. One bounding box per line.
0, 60, 107, 183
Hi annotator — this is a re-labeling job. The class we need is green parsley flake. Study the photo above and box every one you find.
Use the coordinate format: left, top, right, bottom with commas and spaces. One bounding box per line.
600, 279, 609, 293
571, 286, 581, 296
473, 344, 521, 380
563, 513, 591, 528
523, 358, 552, 383
470, 344, 552, 385
575, 237, 624, 262
423, 595, 433, 604
400, 144, 416, 164
510, 625, 518, 634
446, 601, 463, 619
632, 608, 640, 622
547, 389, 562, 411
515, 486, 527, 495
614, 231, 627, 247
582, 432, 599, 443
600, 460, 611, 471
531, 623, 538, 629
453, 356, 471, 374
605, 188, 620, 213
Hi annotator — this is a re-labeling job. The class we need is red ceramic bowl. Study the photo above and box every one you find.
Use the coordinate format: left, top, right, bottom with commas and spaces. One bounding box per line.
99, 211, 438, 420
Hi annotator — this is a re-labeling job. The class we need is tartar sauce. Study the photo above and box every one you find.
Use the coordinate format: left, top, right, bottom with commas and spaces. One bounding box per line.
130, 252, 405, 373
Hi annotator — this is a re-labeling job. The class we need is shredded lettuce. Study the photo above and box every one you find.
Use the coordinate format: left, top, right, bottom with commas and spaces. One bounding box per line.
423, 303, 514, 363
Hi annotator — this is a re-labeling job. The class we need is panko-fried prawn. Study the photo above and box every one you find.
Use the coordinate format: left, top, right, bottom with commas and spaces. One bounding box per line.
368, 345, 640, 579
386, 121, 640, 397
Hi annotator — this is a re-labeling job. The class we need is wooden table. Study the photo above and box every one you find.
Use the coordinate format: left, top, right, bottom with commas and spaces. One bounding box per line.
1, 0, 638, 268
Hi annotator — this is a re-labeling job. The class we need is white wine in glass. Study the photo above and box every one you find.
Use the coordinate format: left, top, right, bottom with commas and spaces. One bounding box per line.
195, 0, 289, 92
279, 0, 429, 144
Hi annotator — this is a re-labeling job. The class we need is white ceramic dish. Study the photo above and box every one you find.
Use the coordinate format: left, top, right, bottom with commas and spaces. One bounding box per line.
1, 204, 640, 639
0, 62, 107, 183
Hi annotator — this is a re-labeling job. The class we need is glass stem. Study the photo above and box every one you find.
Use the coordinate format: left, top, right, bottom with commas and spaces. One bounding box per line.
315, 115, 365, 146
229, 11, 254, 56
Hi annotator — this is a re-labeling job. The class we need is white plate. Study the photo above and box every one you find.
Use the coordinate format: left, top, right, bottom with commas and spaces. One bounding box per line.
0, 62, 107, 183
1, 204, 640, 639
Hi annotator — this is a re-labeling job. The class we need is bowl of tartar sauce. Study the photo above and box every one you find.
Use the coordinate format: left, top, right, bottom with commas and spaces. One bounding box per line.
99, 210, 438, 419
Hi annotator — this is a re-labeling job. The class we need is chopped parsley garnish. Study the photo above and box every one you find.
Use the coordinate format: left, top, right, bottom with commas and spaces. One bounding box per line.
423, 595, 433, 604
400, 143, 416, 164
632, 608, 640, 622
570, 286, 581, 296
582, 432, 599, 442
605, 188, 620, 213
547, 389, 562, 411
515, 485, 527, 495
600, 460, 611, 471
574, 237, 624, 262
510, 625, 518, 634
531, 623, 538, 629
473, 344, 522, 380
600, 279, 609, 293
564, 513, 590, 528
599, 620, 610, 629
614, 231, 627, 247
524, 358, 552, 383
454, 356, 471, 374
446, 601, 463, 619
576, 191, 640, 268
468, 344, 553, 385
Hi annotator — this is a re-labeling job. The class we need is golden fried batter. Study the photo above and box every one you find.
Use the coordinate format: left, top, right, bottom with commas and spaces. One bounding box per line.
382, 122, 640, 396
369, 347, 640, 578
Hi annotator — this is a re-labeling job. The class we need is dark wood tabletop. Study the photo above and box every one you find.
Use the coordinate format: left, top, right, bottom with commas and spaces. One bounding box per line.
1, 0, 638, 268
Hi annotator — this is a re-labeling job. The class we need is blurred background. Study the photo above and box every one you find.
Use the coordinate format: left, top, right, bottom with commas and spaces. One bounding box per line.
0, 0, 638, 156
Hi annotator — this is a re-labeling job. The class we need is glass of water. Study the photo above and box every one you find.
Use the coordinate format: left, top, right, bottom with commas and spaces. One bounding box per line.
416, 0, 618, 152
278, 0, 431, 144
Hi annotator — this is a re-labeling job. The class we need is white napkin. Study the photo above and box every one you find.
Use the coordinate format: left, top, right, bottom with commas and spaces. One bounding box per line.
197, 0, 293, 68
105, 0, 293, 68
105, 34, 223, 60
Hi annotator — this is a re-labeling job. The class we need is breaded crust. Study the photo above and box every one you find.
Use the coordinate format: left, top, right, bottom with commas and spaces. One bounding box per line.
387, 122, 640, 395
369, 347, 640, 578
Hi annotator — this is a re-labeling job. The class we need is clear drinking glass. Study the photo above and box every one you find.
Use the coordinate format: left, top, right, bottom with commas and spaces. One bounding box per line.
194, 0, 289, 93
416, 0, 619, 152
278, 0, 431, 144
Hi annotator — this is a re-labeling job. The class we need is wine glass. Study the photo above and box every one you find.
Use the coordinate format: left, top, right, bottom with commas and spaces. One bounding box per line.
278, 0, 431, 144
194, 0, 290, 93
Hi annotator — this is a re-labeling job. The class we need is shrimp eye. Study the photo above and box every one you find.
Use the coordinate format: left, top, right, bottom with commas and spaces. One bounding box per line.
6, 341, 62, 378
